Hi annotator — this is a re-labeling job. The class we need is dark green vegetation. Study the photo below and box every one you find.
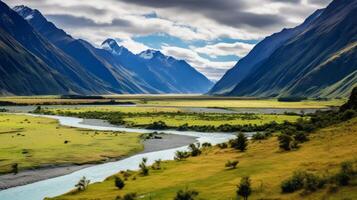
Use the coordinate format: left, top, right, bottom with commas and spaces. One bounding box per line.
33, 108, 304, 133
211, 0, 357, 98
281, 161, 356, 194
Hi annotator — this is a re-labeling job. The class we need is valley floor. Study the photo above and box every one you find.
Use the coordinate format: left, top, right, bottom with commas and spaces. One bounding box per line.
52, 117, 357, 200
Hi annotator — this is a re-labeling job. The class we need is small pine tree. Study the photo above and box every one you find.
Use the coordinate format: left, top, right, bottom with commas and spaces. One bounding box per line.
75, 176, 90, 191
231, 133, 248, 151
115, 176, 125, 189
139, 157, 149, 176
237, 176, 252, 200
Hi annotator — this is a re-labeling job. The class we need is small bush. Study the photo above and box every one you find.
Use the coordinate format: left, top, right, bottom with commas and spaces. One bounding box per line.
174, 188, 199, 200
139, 158, 149, 176
252, 132, 266, 141
225, 160, 239, 169
281, 171, 306, 193
174, 150, 190, 161
202, 142, 212, 147
116, 193, 137, 200
335, 161, 354, 186
152, 159, 162, 170
75, 176, 90, 191
278, 133, 294, 151
115, 176, 125, 189
11, 163, 18, 175
230, 133, 248, 151
281, 171, 325, 193
189, 143, 201, 157
237, 176, 252, 200
217, 143, 228, 149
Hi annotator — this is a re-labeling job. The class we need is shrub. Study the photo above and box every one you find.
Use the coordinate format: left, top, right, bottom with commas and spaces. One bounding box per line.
75, 176, 90, 191
281, 171, 306, 193
217, 143, 228, 149
152, 159, 162, 170
341, 109, 356, 121
115, 176, 125, 189
147, 121, 168, 130
335, 161, 354, 186
278, 133, 294, 151
202, 142, 212, 147
174, 151, 190, 161
116, 193, 137, 200
225, 160, 239, 169
281, 171, 324, 193
293, 131, 309, 143
252, 132, 267, 140
303, 173, 325, 192
174, 188, 199, 200
139, 158, 149, 176
237, 176, 252, 200
189, 143, 201, 157
11, 163, 18, 175
230, 133, 248, 151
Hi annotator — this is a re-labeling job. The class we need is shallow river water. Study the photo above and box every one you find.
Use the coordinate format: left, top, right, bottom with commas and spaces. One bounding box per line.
0, 115, 237, 200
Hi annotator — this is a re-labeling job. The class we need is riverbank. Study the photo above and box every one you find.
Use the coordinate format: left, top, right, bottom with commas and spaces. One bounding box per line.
0, 133, 196, 190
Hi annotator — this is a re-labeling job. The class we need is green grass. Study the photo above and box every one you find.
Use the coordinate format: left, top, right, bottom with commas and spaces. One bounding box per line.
141, 99, 345, 109
41, 106, 305, 128
0, 95, 345, 108
0, 114, 143, 174
124, 113, 304, 127
52, 118, 357, 200
47, 106, 182, 113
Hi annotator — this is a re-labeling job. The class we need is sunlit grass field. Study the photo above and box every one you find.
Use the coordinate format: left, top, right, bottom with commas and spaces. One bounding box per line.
52, 118, 357, 200
42, 106, 305, 127
141, 99, 345, 109
124, 114, 304, 127
0, 95, 345, 109
0, 114, 143, 174
47, 106, 182, 113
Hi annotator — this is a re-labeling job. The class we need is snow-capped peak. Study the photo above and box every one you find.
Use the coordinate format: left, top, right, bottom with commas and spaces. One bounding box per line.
101, 39, 127, 55
139, 49, 163, 60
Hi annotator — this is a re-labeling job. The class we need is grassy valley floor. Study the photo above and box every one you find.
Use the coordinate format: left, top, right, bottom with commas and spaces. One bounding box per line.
38, 106, 307, 131
52, 118, 357, 200
0, 114, 143, 175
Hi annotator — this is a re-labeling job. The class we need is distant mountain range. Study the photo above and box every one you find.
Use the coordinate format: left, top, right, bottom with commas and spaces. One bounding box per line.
0, 1, 212, 95
210, 0, 357, 98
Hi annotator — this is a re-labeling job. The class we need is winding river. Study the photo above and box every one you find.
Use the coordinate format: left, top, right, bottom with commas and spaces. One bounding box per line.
0, 115, 238, 200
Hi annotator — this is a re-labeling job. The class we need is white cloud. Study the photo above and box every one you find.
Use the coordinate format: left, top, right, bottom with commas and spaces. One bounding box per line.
194, 42, 255, 58
161, 46, 236, 80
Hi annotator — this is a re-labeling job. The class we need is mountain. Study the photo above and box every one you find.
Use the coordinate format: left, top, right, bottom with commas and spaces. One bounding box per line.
14, 5, 213, 94
0, 1, 111, 95
209, 9, 324, 95
100, 39, 214, 93
213, 0, 357, 98
14, 5, 159, 94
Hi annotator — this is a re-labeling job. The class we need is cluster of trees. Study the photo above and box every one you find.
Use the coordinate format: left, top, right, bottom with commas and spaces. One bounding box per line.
229, 133, 248, 151
281, 161, 356, 194
174, 143, 202, 161
277, 88, 357, 151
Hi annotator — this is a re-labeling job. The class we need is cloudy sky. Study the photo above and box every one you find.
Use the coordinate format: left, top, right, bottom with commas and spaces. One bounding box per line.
4, 0, 332, 81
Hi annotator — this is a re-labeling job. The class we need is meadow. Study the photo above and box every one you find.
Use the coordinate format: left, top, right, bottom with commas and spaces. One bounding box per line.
43, 106, 306, 128
51, 117, 357, 200
0, 95, 345, 109
0, 114, 143, 174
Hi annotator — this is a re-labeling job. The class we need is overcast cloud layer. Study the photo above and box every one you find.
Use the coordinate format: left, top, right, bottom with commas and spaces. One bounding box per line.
4, 0, 332, 80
